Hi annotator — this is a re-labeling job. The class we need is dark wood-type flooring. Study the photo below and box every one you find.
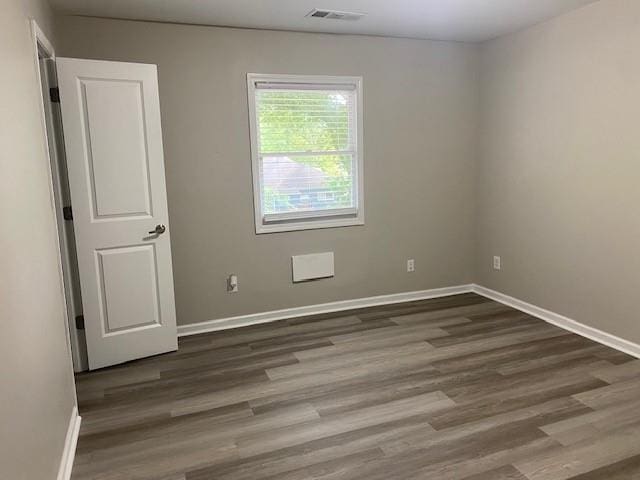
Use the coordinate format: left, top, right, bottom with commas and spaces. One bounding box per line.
73, 293, 640, 480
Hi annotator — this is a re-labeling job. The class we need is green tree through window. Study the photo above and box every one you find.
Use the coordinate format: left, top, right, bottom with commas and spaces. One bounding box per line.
257, 89, 354, 214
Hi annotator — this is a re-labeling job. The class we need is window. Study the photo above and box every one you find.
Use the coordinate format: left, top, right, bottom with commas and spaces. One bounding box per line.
247, 74, 364, 233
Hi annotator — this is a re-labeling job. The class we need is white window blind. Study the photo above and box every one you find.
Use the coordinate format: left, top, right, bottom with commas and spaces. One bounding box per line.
248, 74, 364, 233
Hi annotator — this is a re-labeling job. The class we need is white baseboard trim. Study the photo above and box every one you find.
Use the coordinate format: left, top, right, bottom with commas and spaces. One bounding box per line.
178, 282, 640, 359
57, 406, 81, 480
472, 284, 640, 359
177, 284, 474, 337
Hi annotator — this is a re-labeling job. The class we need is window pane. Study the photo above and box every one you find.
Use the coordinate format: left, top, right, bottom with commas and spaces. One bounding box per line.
257, 89, 355, 154
260, 154, 354, 215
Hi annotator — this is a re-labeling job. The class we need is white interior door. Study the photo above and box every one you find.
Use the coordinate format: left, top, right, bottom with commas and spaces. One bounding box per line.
56, 58, 177, 370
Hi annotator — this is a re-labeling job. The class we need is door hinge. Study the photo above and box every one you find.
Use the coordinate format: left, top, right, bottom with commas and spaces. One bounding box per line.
50, 87, 60, 103
75, 315, 85, 330
63, 206, 73, 221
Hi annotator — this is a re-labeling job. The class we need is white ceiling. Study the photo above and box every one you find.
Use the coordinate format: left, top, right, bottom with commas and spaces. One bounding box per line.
51, 0, 600, 43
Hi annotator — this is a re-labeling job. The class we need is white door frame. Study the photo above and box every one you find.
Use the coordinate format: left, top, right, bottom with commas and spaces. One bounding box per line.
31, 20, 88, 373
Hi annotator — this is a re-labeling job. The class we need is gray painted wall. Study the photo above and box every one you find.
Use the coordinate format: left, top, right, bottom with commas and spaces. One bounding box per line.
5, 0, 640, 475
0, 0, 77, 478
477, 0, 640, 343
56, 17, 479, 326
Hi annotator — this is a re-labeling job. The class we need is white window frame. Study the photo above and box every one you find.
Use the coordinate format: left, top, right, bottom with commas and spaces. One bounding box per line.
247, 73, 364, 234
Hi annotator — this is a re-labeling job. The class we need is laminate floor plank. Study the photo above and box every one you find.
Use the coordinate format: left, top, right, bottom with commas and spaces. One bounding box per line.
187, 413, 438, 480
401, 438, 556, 480
294, 325, 450, 361
462, 465, 529, 480
389, 301, 509, 326
340, 419, 553, 480
572, 377, 640, 409
237, 392, 452, 458
540, 397, 640, 446
431, 334, 593, 375
590, 359, 640, 383
514, 420, 640, 480
267, 341, 435, 380
564, 453, 640, 479
71, 293, 640, 480
247, 363, 446, 414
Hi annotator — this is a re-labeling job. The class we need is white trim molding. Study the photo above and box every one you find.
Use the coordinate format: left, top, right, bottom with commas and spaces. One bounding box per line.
31, 19, 55, 59
57, 407, 81, 480
179, 283, 640, 360
178, 284, 473, 336
472, 284, 640, 359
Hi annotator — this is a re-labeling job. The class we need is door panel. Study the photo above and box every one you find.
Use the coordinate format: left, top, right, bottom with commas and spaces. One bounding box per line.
57, 58, 177, 369
97, 245, 160, 334
83, 80, 152, 218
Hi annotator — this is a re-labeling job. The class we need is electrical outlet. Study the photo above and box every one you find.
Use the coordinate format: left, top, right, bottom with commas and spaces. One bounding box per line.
227, 274, 238, 293
493, 256, 501, 271
407, 259, 415, 273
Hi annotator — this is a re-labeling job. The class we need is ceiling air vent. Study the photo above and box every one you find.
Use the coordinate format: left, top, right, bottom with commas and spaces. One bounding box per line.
306, 8, 366, 21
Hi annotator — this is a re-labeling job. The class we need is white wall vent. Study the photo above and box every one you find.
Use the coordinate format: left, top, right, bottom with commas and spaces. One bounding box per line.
306, 9, 366, 21
292, 252, 334, 283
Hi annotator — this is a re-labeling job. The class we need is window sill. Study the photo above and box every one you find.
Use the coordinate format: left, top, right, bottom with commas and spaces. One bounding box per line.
255, 215, 364, 234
